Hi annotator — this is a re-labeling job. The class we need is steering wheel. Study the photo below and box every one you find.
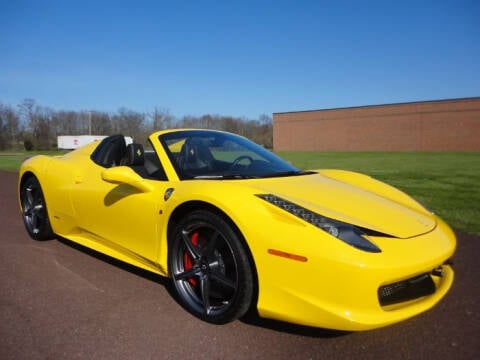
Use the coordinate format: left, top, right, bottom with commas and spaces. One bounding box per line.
229, 155, 254, 170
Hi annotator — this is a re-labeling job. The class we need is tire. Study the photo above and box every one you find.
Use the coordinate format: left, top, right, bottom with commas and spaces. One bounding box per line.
169, 210, 254, 324
20, 176, 55, 241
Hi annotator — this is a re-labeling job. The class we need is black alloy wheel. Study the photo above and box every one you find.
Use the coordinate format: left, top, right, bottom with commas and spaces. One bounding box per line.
20, 176, 54, 240
169, 210, 254, 324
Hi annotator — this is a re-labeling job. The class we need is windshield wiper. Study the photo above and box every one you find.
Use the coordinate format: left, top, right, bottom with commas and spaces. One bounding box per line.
193, 174, 258, 180
193, 171, 315, 180
261, 170, 316, 178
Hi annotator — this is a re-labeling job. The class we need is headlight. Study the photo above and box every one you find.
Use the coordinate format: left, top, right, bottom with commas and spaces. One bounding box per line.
256, 194, 381, 253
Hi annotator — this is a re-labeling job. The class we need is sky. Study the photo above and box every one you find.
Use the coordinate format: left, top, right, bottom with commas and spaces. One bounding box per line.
1, 0, 479, 119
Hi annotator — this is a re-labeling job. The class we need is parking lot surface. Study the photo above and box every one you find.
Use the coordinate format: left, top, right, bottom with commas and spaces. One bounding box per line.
1, 170, 478, 359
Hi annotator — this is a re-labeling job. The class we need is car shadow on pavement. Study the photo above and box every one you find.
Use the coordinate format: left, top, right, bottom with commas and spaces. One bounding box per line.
56, 236, 174, 292
240, 309, 349, 338
56, 235, 350, 338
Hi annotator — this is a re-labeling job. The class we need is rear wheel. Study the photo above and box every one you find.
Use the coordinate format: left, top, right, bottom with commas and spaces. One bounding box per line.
20, 176, 54, 240
169, 210, 253, 324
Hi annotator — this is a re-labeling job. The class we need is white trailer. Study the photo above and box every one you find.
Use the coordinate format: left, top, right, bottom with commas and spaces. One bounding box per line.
57, 135, 133, 150
57, 135, 107, 150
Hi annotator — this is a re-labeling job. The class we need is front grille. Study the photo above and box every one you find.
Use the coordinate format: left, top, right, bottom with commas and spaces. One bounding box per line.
378, 273, 436, 307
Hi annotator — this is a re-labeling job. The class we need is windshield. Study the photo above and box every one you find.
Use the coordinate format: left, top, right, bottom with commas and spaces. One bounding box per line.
159, 130, 309, 180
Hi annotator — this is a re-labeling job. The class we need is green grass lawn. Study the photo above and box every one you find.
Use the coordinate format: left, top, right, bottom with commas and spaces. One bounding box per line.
1, 150, 479, 234
0, 151, 67, 171
279, 152, 480, 235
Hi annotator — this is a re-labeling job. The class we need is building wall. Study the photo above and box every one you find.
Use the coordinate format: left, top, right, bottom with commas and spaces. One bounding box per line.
273, 98, 480, 151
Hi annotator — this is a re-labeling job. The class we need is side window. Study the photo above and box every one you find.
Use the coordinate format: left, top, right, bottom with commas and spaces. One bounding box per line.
90, 135, 127, 168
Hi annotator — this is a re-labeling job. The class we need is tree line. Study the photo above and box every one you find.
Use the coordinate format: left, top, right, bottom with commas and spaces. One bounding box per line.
0, 99, 273, 151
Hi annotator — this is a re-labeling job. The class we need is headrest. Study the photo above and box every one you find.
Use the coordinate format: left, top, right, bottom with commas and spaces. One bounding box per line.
182, 138, 213, 161
125, 143, 144, 166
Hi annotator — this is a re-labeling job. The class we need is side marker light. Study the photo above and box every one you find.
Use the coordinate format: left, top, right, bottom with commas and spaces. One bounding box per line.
268, 249, 308, 262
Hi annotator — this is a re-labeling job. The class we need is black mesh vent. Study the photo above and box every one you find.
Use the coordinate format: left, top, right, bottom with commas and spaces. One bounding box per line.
378, 273, 436, 306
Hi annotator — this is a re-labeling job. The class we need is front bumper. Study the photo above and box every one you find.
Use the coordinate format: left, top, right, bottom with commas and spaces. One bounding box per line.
251, 215, 456, 331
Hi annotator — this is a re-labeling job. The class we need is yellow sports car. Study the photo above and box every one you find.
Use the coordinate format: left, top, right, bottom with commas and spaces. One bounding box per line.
18, 129, 456, 330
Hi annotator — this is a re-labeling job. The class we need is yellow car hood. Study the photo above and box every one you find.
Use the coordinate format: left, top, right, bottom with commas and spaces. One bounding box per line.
251, 173, 436, 239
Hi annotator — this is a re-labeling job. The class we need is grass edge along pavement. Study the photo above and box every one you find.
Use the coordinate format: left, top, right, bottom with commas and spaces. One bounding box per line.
1, 150, 478, 234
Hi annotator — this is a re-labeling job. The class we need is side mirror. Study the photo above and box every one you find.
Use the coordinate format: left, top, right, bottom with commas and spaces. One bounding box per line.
101, 166, 153, 192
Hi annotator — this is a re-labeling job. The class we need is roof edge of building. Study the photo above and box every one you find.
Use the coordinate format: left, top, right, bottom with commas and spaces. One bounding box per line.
273, 96, 480, 115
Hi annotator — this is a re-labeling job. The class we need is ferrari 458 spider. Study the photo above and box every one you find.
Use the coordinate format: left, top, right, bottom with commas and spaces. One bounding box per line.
18, 129, 456, 330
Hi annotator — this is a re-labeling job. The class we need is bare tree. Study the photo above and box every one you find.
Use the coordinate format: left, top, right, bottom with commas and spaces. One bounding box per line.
52, 110, 81, 135
112, 108, 147, 143
1, 99, 274, 150
0, 107, 7, 150
151, 107, 174, 130
17, 98, 36, 131
17, 99, 54, 149
256, 114, 273, 148
89, 111, 113, 135
0, 103, 20, 149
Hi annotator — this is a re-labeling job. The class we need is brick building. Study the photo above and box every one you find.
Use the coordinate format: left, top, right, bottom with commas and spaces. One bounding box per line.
273, 97, 480, 151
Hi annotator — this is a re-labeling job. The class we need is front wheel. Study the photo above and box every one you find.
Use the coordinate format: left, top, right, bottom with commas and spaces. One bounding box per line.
169, 210, 254, 324
20, 176, 54, 240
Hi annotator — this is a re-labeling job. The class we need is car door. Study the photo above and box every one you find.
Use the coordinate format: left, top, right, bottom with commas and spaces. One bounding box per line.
69, 136, 168, 263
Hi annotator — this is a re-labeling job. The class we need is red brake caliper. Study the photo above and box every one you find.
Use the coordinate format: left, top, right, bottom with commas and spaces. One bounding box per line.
183, 232, 199, 286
